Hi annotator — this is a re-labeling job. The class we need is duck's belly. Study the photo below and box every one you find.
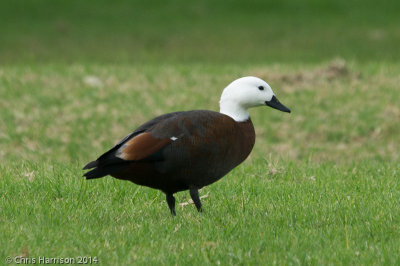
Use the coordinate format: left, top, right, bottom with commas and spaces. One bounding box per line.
112, 156, 240, 193
111, 141, 250, 193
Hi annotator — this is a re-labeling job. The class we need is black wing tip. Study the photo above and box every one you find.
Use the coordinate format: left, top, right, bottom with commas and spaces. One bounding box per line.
82, 161, 129, 180
83, 167, 108, 180
82, 160, 98, 170
83, 170, 102, 179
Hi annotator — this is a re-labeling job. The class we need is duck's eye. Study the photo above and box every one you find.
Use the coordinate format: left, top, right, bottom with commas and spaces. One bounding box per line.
258, 86, 264, 91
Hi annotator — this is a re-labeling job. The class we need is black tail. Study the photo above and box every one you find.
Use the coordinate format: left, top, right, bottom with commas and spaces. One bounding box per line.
83, 152, 130, 180
83, 161, 130, 180
83, 167, 110, 179
83, 160, 98, 170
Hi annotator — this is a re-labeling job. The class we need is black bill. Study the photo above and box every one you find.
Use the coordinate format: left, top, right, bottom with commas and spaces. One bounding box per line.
265, 95, 291, 113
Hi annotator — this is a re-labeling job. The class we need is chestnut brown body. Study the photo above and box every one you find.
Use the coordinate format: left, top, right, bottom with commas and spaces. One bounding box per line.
84, 110, 255, 194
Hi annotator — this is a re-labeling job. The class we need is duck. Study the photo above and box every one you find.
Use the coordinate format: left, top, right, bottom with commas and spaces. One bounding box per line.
83, 76, 290, 215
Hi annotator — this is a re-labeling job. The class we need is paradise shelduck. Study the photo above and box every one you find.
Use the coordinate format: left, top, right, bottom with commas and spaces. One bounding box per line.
83, 76, 290, 215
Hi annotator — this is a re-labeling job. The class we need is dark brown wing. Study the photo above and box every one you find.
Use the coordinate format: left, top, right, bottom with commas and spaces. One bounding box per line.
97, 111, 184, 162
83, 111, 184, 179
117, 132, 173, 161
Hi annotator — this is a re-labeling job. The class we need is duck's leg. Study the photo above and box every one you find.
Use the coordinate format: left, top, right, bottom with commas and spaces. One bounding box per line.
166, 193, 176, 216
189, 188, 202, 212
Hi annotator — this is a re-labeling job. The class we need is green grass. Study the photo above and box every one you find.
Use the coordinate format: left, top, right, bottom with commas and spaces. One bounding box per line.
1, 62, 399, 163
1, 160, 400, 264
1, 0, 400, 264
1, 62, 400, 264
1, 0, 400, 63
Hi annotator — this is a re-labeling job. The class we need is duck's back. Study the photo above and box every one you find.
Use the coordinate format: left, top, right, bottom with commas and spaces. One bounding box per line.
100, 110, 255, 193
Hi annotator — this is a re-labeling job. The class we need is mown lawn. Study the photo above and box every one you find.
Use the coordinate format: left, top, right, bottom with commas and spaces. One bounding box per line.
1, 0, 400, 264
1, 62, 399, 264
1, 159, 400, 265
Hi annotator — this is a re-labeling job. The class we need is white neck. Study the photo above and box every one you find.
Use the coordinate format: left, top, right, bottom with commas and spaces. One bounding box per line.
219, 100, 250, 122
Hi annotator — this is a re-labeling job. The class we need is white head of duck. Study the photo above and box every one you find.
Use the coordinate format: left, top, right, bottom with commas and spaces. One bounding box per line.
219, 76, 291, 122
